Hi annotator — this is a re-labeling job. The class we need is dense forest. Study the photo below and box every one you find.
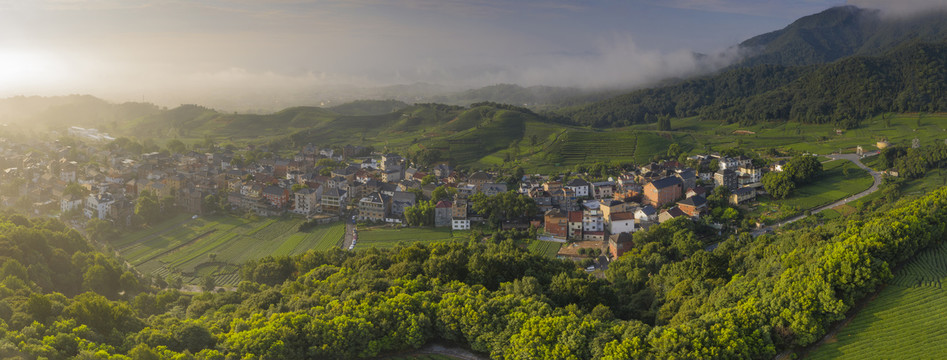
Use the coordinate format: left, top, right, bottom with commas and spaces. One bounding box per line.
560, 41, 947, 128
737, 6, 947, 67
1, 183, 946, 359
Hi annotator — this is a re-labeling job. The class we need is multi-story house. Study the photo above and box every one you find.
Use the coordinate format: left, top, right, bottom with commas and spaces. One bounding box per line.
544, 209, 568, 238
609, 233, 634, 259
321, 188, 347, 214
358, 192, 390, 222
84, 192, 114, 219
61, 193, 83, 214
714, 169, 738, 192
389, 191, 416, 219
582, 208, 604, 233
262, 185, 290, 208
468, 171, 493, 190
293, 187, 321, 216
608, 212, 636, 235
435, 201, 452, 227
677, 195, 707, 218
482, 183, 508, 197
565, 178, 590, 198
643, 176, 683, 207
568, 210, 583, 240
590, 181, 614, 200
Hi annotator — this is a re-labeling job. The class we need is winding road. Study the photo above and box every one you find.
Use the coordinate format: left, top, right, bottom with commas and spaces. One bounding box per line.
752, 153, 883, 236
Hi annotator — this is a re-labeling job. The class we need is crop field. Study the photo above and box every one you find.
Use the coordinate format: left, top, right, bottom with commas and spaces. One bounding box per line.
355, 226, 469, 249
809, 241, 947, 360
527, 240, 563, 259
114, 215, 345, 286
554, 131, 638, 164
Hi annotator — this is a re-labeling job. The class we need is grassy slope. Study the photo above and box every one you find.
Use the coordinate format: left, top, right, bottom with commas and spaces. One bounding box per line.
809, 241, 947, 360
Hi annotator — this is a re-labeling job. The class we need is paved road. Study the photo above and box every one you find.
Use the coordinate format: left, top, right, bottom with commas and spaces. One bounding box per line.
753, 154, 883, 236
341, 220, 355, 250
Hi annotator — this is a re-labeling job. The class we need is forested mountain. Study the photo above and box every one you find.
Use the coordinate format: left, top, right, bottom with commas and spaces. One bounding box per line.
560, 41, 947, 128
739, 5, 947, 67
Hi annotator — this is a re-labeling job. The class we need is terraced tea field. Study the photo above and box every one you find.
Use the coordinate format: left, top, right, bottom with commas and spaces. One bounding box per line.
553, 131, 638, 165
115, 215, 344, 286
809, 241, 947, 359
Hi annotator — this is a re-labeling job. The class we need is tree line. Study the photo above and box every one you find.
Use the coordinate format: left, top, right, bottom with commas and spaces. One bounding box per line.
2, 184, 947, 358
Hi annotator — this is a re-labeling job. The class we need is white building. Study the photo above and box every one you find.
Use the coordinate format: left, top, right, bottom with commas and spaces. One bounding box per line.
452, 218, 470, 230
582, 209, 604, 233
635, 205, 657, 222
84, 192, 114, 219
608, 212, 636, 235
61, 194, 83, 214
565, 178, 590, 198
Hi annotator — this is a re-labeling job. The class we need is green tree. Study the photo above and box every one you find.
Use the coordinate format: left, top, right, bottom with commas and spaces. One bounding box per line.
404, 200, 435, 227
135, 190, 161, 224
762, 172, 796, 199
657, 114, 672, 131
784, 155, 823, 184
431, 185, 458, 202
667, 143, 681, 158
166, 139, 187, 154
202, 275, 216, 292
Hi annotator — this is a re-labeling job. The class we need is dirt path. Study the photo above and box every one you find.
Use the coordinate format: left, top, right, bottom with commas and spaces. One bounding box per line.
754, 154, 883, 236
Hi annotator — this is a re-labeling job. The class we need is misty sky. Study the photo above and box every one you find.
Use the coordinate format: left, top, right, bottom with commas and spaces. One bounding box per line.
0, 0, 940, 108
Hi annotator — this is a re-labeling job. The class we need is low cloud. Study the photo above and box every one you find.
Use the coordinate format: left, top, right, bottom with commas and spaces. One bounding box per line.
848, 0, 947, 16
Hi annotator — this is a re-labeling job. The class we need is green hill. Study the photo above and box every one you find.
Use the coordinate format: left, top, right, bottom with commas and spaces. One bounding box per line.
328, 99, 409, 116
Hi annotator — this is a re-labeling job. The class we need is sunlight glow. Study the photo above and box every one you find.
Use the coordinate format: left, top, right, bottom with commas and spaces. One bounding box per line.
0, 49, 66, 93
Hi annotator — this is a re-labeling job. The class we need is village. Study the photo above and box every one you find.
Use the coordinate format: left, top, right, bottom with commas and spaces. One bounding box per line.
0, 126, 816, 266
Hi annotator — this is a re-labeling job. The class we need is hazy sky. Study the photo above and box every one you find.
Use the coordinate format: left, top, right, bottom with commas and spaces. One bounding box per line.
0, 0, 933, 108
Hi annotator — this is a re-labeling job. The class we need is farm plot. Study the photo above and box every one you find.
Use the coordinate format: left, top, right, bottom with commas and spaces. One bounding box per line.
781, 160, 873, 210
754, 160, 873, 222
356, 227, 468, 249
808, 241, 947, 359
115, 215, 345, 286
527, 240, 562, 259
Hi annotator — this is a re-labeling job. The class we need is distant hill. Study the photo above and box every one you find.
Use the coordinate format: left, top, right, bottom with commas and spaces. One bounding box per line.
327, 99, 409, 116
0, 95, 161, 131
739, 5, 947, 67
